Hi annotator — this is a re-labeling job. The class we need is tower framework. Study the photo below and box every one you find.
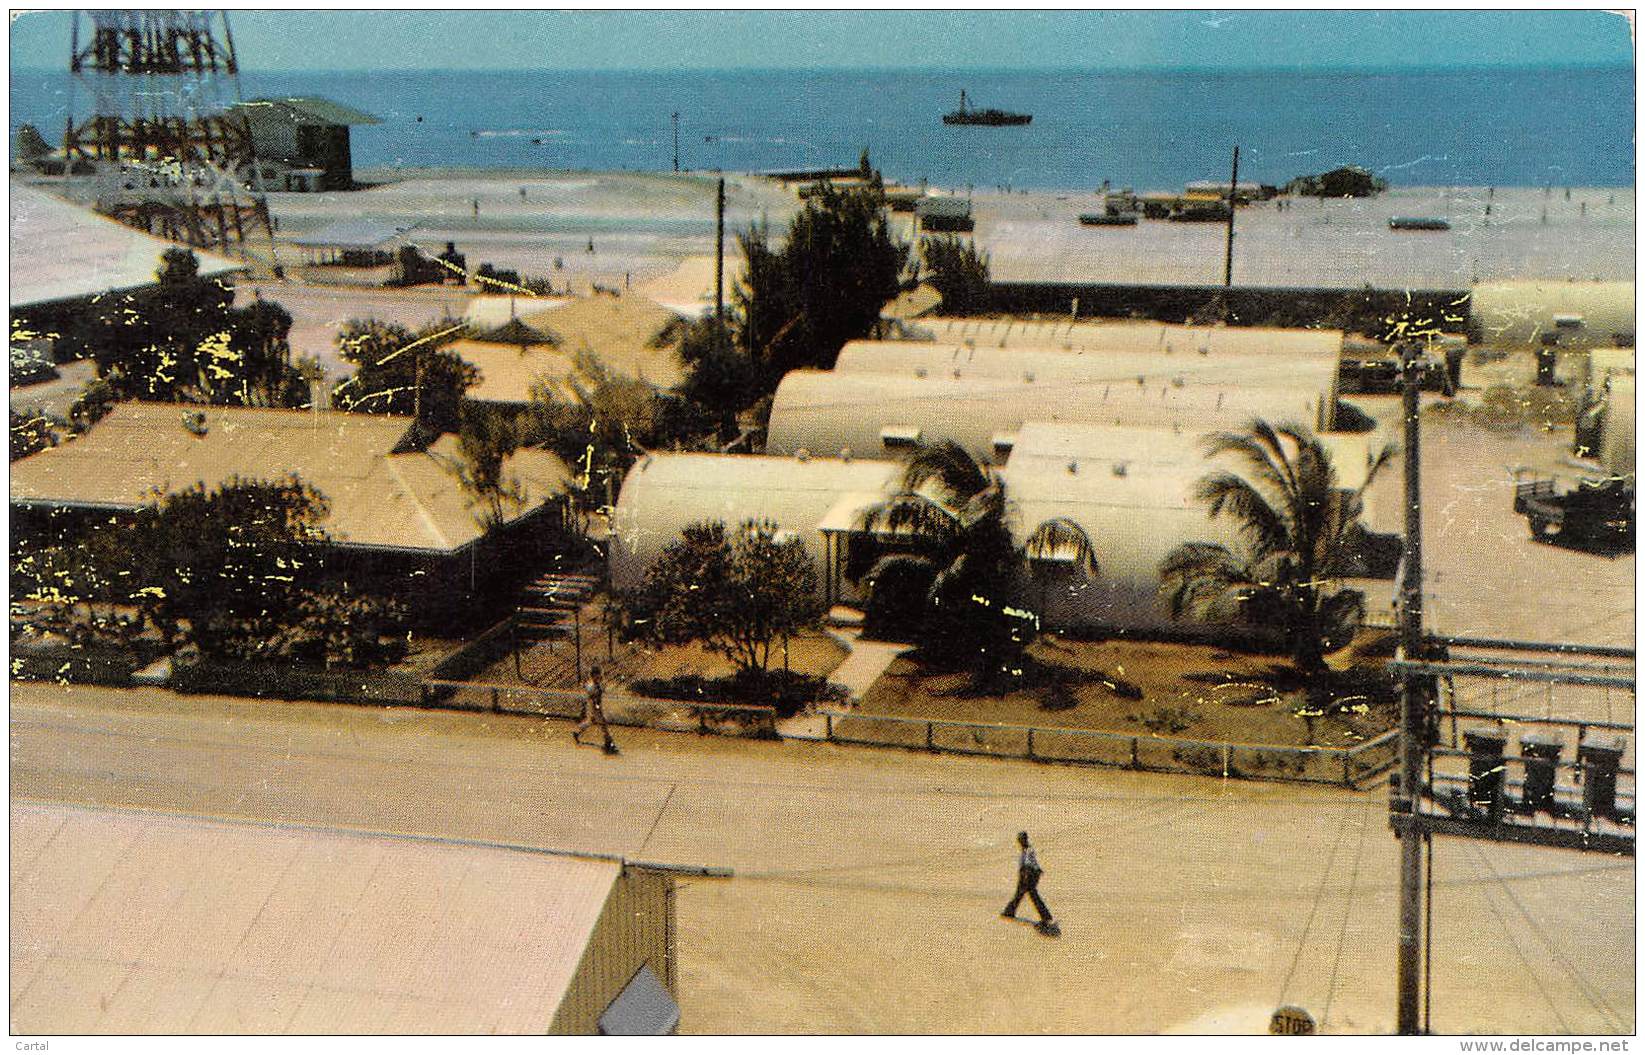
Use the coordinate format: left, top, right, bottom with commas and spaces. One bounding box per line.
65, 9, 270, 249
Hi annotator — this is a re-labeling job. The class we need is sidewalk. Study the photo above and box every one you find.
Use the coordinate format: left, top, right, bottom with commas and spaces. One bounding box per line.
777, 628, 911, 740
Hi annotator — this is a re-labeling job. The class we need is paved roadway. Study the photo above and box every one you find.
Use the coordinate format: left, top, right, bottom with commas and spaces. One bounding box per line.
10, 682, 1633, 1035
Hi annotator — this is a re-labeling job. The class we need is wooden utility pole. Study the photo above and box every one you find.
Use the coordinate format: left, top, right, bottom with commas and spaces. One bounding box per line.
715, 177, 726, 325
672, 112, 680, 173
1223, 145, 1239, 287
1395, 341, 1427, 1035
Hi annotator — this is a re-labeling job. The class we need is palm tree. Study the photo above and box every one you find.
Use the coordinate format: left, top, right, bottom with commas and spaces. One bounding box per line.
1160, 420, 1393, 680
854, 440, 1094, 670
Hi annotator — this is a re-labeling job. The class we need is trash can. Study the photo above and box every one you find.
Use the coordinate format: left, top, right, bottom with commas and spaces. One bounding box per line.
1579, 735, 1627, 822
1465, 729, 1508, 819
1520, 733, 1565, 815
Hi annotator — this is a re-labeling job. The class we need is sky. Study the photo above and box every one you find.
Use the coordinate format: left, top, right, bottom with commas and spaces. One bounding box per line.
8, 9, 1635, 73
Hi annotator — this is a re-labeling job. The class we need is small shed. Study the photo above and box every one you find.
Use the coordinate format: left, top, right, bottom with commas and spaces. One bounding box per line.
235, 97, 381, 192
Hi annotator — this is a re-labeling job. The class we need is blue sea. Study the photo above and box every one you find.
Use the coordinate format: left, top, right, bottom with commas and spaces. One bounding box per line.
9, 66, 1635, 190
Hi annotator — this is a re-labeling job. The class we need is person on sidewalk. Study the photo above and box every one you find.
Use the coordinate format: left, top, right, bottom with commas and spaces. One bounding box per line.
1002, 831, 1056, 931
573, 665, 618, 755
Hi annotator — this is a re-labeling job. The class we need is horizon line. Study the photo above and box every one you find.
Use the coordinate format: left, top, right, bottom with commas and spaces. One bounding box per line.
11, 60, 1635, 76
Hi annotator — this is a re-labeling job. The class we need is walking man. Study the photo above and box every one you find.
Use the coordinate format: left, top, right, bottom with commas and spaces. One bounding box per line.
573, 665, 618, 755
1002, 831, 1057, 933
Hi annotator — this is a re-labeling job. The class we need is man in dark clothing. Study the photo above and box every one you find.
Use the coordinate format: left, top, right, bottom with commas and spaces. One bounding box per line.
1002, 831, 1055, 930
573, 665, 618, 755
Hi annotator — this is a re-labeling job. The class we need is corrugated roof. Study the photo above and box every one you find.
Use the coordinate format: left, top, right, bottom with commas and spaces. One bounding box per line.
239, 97, 382, 126
765, 369, 1330, 463
8, 181, 246, 309
10, 801, 617, 1035
1471, 280, 1635, 350
904, 318, 1346, 358
290, 219, 412, 249
608, 453, 900, 591
832, 338, 1340, 404
8, 404, 570, 553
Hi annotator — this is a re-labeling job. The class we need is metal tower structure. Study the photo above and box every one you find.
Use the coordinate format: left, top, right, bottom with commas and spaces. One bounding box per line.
64, 9, 270, 249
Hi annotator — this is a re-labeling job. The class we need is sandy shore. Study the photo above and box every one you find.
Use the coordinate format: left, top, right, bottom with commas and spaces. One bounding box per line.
231, 170, 1631, 375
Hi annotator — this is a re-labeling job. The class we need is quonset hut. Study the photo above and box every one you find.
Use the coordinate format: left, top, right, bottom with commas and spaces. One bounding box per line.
830, 338, 1342, 409
764, 369, 1333, 464
610, 422, 1391, 635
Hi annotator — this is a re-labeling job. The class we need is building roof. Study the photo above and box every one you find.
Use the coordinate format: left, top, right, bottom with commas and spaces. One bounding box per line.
10, 801, 618, 1035
517, 294, 686, 389
450, 339, 582, 405
8, 404, 570, 553
903, 318, 1347, 358
8, 181, 247, 309
831, 338, 1341, 406
238, 97, 382, 126
1470, 280, 1635, 350
765, 369, 1331, 463
290, 219, 413, 250
608, 453, 900, 589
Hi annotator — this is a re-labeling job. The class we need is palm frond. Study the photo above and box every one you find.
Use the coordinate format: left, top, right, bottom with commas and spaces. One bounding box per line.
901, 438, 992, 501
1195, 471, 1291, 557
1025, 517, 1099, 577
857, 493, 959, 542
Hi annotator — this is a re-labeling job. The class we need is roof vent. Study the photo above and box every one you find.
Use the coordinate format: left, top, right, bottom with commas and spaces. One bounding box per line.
1023, 371, 1035, 383
1067, 459, 1079, 474
182, 411, 208, 436
1171, 375, 1186, 388
952, 367, 963, 379
1199, 345, 1210, 356
1112, 461, 1128, 477
914, 368, 928, 379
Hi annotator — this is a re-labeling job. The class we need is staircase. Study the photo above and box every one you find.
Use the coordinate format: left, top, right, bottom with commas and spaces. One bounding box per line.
514, 570, 600, 645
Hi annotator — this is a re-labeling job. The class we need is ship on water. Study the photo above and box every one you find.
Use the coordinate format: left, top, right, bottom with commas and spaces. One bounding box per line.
941, 89, 1032, 126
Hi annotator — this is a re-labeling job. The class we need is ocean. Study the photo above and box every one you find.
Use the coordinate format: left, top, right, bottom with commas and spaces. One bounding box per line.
9, 65, 1635, 191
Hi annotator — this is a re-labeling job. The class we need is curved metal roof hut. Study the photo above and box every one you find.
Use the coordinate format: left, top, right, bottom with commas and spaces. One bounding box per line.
764, 370, 1332, 464
1470, 280, 1635, 351
832, 338, 1341, 410
608, 453, 901, 606
904, 318, 1349, 358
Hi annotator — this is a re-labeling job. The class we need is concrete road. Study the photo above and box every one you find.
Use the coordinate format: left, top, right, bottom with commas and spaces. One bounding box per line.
10, 682, 1632, 1034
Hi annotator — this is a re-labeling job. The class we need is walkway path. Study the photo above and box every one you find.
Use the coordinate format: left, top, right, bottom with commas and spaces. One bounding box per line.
777, 628, 911, 740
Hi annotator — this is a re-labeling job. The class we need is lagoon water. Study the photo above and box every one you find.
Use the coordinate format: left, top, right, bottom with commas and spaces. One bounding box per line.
9, 65, 1634, 190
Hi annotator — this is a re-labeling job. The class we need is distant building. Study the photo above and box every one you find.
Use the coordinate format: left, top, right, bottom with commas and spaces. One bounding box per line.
234, 97, 381, 192
11, 801, 680, 1035
9, 404, 572, 625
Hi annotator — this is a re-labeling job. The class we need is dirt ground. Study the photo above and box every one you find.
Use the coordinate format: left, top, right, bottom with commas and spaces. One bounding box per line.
12, 681, 1633, 1035
858, 635, 1394, 749
623, 630, 848, 684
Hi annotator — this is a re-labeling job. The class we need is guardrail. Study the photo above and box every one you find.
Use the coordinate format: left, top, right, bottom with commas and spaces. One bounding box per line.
418, 679, 778, 738
817, 710, 1398, 788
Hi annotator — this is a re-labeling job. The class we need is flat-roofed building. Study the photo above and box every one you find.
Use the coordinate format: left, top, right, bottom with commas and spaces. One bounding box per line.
10, 801, 678, 1035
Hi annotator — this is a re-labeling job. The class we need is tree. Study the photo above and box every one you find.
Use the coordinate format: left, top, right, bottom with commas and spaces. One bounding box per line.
1159, 420, 1393, 680
854, 441, 1089, 675
57, 249, 307, 407
124, 476, 332, 660
675, 317, 758, 443
629, 519, 821, 679
449, 402, 525, 529
14, 123, 52, 164
332, 318, 476, 433
734, 181, 908, 388
9, 408, 62, 461
526, 350, 663, 513
921, 235, 992, 315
